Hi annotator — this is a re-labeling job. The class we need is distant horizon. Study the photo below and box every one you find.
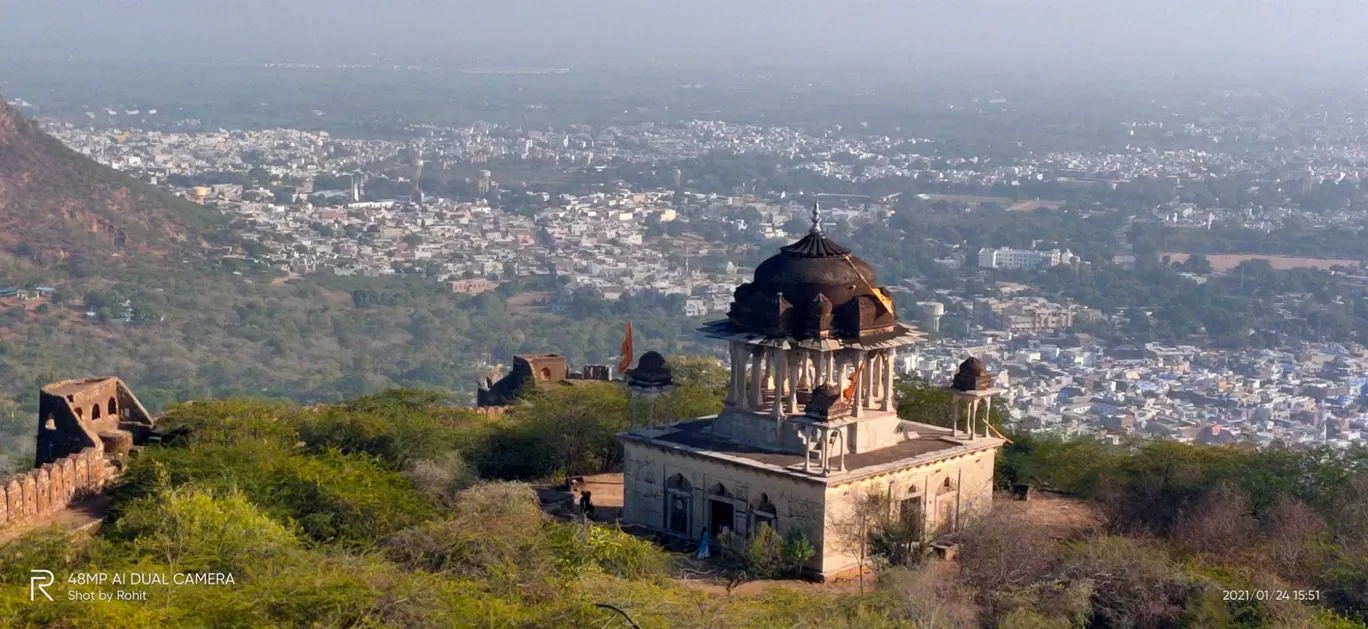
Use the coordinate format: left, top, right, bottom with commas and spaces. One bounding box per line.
4, 0, 1368, 82
0, 54, 1356, 92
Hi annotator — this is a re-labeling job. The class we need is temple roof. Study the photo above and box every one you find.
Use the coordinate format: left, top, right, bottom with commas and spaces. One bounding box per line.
725, 202, 909, 341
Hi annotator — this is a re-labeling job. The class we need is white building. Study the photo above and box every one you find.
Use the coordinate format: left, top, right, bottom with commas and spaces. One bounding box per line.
978, 247, 1077, 270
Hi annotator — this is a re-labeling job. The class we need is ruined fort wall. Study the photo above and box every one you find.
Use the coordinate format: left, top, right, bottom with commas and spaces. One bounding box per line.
35, 390, 103, 468
0, 448, 107, 530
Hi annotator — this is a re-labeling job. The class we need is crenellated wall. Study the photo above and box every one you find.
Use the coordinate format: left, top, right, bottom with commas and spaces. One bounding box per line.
0, 448, 108, 529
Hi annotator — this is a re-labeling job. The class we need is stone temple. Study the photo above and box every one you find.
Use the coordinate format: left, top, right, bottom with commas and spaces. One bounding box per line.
618, 204, 1003, 580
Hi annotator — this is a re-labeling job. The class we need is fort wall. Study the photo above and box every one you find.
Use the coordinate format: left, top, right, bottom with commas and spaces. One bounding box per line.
0, 448, 108, 529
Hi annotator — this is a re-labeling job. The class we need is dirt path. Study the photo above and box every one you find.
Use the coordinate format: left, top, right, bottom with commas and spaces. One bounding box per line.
0, 494, 111, 546
1007, 490, 1106, 540
675, 574, 863, 597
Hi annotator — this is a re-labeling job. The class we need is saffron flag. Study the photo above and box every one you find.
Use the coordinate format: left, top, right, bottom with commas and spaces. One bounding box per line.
842, 255, 894, 316
617, 322, 634, 374
842, 360, 865, 402
872, 287, 895, 316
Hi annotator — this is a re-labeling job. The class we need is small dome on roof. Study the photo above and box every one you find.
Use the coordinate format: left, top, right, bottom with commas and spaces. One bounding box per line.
951, 357, 992, 391
638, 351, 667, 371
628, 351, 673, 387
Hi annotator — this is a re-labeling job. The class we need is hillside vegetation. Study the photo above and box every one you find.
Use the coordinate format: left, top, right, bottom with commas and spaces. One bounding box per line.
0, 380, 1365, 628
0, 98, 232, 265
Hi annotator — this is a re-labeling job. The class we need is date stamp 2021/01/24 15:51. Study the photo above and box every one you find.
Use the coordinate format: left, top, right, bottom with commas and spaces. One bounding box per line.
1223, 590, 1321, 603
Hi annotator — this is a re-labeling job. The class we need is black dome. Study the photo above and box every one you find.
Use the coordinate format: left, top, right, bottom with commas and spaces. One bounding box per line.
751, 233, 880, 307
727, 204, 898, 340
638, 351, 668, 371
628, 351, 673, 386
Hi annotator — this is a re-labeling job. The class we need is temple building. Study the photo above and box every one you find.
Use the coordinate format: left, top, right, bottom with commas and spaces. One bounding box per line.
618, 204, 1003, 580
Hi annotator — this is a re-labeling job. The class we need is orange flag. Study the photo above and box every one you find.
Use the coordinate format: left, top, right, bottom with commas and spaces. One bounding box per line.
617, 322, 634, 374
842, 360, 865, 402
871, 287, 895, 316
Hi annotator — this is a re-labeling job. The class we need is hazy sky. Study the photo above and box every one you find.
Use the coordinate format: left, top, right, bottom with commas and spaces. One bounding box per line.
3, 0, 1366, 76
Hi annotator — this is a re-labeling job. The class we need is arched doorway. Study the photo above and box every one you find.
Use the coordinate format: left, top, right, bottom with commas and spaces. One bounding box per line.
752, 493, 777, 534
935, 478, 958, 535
900, 485, 924, 540
707, 483, 734, 538
540, 367, 552, 380
107, 398, 117, 417
665, 474, 693, 536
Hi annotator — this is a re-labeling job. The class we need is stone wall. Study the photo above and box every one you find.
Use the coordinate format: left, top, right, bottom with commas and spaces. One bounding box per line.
0, 448, 107, 530
621, 441, 829, 568
36, 377, 154, 467
822, 447, 998, 575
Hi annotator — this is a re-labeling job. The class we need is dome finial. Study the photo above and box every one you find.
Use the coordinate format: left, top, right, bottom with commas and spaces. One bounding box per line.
810, 200, 823, 234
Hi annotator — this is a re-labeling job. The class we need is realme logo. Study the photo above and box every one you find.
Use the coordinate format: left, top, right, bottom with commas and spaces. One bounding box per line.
31, 569, 54, 602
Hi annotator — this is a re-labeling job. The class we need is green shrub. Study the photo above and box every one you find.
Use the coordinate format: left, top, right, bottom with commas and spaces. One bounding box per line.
110, 485, 298, 573
112, 443, 438, 546
782, 527, 817, 576
719, 524, 785, 579
547, 522, 670, 580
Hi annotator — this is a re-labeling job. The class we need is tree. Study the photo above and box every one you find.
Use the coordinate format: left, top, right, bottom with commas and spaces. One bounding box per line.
828, 489, 893, 593
956, 504, 1059, 601
1180, 253, 1214, 275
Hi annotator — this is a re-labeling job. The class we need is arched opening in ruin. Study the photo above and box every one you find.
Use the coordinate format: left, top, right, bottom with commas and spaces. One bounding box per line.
92, 404, 102, 420
107, 398, 117, 417
75, 407, 84, 419
752, 493, 777, 534
540, 367, 552, 380
665, 474, 693, 536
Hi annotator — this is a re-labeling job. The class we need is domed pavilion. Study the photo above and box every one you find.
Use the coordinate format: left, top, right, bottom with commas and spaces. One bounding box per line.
618, 203, 1002, 581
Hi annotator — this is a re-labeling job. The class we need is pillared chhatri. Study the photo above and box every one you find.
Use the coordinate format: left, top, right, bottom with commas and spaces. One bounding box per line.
618, 203, 1003, 580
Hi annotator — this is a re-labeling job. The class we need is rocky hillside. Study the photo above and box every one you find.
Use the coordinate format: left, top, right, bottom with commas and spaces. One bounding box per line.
0, 98, 228, 266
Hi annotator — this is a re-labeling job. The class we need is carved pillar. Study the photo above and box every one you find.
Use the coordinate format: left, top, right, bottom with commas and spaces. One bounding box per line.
983, 397, 993, 438
884, 348, 897, 411
770, 348, 784, 420
836, 429, 846, 472
755, 348, 766, 407
819, 427, 830, 473
968, 399, 979, 440
852, 353, 865, 418
786, 351, 799, 412
764, 348, 776, 391
726, 342, 741, 405
865, 352, 875, 405
869, 354, 881, 403
951, 398, 959, 437
799, 429, 812, 473
629, 390, 639, 429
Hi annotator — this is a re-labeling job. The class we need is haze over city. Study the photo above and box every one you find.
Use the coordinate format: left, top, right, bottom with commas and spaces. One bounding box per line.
4, 0, 1368, 77
5, 0, 1368, 625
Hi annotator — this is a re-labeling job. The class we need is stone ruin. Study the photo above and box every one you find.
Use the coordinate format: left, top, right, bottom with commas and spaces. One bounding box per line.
0, 377, 156, 530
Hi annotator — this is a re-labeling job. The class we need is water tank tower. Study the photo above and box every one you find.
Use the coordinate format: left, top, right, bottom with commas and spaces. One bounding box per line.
917, 301, 945, 333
